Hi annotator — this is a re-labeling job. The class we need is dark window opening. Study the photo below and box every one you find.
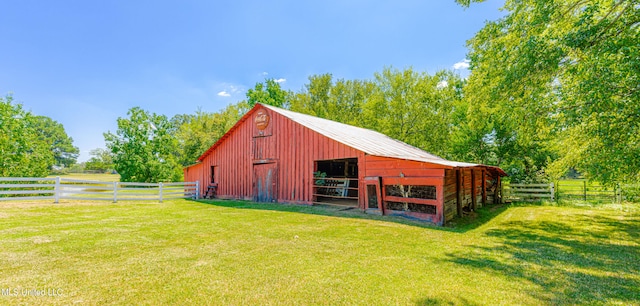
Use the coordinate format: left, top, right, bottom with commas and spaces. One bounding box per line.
315, 158, 358, 178
385, 201, 437, 215
210, 166, 215, 183
385, 185, 436, 200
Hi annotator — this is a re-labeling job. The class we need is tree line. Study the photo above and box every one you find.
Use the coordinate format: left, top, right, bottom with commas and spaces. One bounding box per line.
457, 0, 638, 183
4, 0, 637, 184
0, 95, 79, 177
106, 0, 638, 184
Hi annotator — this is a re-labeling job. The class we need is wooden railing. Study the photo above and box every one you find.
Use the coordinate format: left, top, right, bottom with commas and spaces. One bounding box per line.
0, 177, 199, 203
502, 183, 554, 202
503, 181, 639, 203
312, 178, 358, 205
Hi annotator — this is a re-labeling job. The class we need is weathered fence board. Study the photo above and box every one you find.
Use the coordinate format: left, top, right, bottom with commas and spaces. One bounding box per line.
502, 182, 554, 202
0, 177, 199, 203
503, 180, 639, 203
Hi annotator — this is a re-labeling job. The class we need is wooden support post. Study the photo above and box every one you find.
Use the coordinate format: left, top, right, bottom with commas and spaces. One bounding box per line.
583, 180, 587, 201
54, 176, 60, 204
455, 169, 462, 217
195, 181, 200, 199
378, 176, 385, 216
344, 161, 349, 177
481, 170, 487, 206
471, 169, 477, 211
496, 176, 502, 204
113, 182, 118, 203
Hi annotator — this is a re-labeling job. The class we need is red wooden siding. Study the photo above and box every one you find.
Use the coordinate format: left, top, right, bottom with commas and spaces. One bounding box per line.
363, 156, 446, 225
193, 107, 363, 205
461, 168, 472, 208
184, 163, 205, 195
443, 169, 457, 222
363, 155, 446, 178
185, 104, 506, 226
473, 169, 483, 208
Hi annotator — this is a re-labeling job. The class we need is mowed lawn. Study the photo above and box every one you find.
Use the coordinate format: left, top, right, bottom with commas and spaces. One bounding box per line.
0, 200, 638, 305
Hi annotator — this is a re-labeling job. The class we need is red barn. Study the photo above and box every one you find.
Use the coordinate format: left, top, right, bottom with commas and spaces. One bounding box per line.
184, 103, 506, 225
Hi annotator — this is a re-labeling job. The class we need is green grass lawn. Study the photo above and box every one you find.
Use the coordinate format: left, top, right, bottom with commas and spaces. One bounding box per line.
0, 200, 638, 305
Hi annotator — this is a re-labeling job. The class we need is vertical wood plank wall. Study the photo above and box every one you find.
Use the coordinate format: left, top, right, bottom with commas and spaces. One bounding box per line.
443, 169, 457, 222
363, 156, 446, 224
187, 107, 363, 205
442, 168, 502, 223
473, 169, 483, 208
184, 163, 205, 194
184, 105, 504, 224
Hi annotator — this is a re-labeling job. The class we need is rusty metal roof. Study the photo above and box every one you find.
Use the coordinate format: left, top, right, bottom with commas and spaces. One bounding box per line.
261, 104, 505, 174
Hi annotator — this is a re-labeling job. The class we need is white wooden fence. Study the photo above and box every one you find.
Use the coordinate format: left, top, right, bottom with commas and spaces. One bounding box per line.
502, 182, 555, 202
0, 177, 200, 203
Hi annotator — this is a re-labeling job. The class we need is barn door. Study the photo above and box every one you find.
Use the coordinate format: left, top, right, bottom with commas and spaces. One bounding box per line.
363, 176, 383, 214
253, 163, 278, 203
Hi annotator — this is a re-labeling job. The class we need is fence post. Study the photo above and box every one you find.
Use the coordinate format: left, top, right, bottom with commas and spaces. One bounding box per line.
195, 181, 200, 199
550, 182, 555, 202
616, 183, 621, 204
54, 176, 61, 204
159, 182, 163, 203
583, 180, 587, 201
113, 182, 118, 203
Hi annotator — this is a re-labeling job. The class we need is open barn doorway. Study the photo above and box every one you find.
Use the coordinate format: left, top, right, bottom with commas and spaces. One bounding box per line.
313, 158, 359, 207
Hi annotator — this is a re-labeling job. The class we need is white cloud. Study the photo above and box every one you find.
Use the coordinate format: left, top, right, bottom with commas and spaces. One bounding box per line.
262, 72, 269, 76
274, 78, 286, 83
215, 83, 245, 98
436, 80, 448, 89
453, 59, 471, 70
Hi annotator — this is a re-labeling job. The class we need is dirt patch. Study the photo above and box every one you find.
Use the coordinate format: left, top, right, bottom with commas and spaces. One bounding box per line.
489, 204, 506, 212
32, 236, 54, 244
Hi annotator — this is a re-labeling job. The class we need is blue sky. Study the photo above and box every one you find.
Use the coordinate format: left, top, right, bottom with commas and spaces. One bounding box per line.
1, 0, 505, 162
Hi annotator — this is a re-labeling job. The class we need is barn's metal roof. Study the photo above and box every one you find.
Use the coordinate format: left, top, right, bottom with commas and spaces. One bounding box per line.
261, 104, 505, 174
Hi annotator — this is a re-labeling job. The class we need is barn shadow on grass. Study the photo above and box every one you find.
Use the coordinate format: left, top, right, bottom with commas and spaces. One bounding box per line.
443, 210, 640, 304
191, 199, 510, 232
415, 296, 480, 306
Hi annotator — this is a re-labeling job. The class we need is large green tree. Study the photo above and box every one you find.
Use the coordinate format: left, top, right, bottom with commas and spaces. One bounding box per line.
104, 107, 182, 182
287, 68, 465, 159
364, 68, 464, 158
32, 115, 79, 167
173, 102, 248, 166
246, 79, 290, 108
0, 95, 54, 177
85, 148, 114, 172
289, 74, 335, 119
458, 0, 639, 182
289, 74, 376, 127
